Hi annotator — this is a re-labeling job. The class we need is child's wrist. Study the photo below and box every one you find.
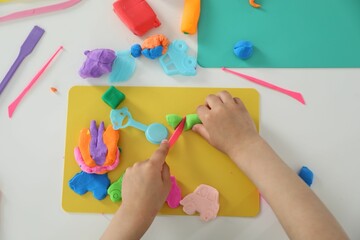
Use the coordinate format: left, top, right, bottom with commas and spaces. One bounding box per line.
121, 201, 157, 223
228, 135, 264, 165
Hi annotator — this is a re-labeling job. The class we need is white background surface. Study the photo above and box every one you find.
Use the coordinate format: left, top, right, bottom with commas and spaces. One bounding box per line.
0, 0, 359, 239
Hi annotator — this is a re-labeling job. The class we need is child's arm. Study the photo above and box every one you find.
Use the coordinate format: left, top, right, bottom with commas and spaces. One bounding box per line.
101, 141, 171, 240
193, 91, 349, 240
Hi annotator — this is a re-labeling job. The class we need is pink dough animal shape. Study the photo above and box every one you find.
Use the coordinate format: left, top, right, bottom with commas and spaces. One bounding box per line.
180, 184, 220, 222
166, 176, 182, 208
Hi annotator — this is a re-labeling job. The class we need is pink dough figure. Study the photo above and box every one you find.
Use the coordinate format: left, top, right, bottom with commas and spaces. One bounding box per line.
180, 184, 220, 222
166, 176, 182, 208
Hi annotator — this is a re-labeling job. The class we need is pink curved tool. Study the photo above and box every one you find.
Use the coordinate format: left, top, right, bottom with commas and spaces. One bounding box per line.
8, 46, 63, 118
0, 0, 82, 23
222, 67, 305, 105
168, 117, 186, 148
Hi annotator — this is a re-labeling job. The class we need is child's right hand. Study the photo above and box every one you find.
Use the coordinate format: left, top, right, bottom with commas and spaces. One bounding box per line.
192, 91, 260, 159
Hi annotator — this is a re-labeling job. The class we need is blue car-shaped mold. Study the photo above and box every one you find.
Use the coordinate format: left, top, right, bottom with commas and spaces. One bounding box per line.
159, 40, 197, 76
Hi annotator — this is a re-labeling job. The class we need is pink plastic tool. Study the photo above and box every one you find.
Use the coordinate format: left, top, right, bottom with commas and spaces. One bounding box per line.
222, 67, 306, 105
0, 0, 82, 23
8, 46, 63, 118
168, 117, 186, 148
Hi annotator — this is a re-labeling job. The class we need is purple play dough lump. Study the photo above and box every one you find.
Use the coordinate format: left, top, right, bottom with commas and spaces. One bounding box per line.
79, 49, 116, 78
89, 121, 108, 166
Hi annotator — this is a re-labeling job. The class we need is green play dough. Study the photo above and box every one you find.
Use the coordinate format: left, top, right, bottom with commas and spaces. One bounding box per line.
166, 114, 202, 131
166, 114, 183, 129
107, 173, 125, 202
185, 114, 202, 131
101, 86, 125, 109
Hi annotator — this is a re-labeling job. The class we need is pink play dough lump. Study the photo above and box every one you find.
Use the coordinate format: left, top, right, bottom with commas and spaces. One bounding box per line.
180, 184, 220, 222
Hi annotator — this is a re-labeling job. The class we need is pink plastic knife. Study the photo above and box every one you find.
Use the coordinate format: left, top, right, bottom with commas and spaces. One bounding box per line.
0, 0, 82, 23
168, 117, 186, 148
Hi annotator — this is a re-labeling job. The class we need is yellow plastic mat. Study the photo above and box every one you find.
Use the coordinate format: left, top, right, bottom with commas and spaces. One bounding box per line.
62, 86, 260, 216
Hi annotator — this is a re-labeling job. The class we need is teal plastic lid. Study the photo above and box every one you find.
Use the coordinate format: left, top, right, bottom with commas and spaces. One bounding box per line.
145, 123, 168, 144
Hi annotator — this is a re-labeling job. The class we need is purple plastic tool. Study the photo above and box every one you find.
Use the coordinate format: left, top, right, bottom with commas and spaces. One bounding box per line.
0, 26, 45, 95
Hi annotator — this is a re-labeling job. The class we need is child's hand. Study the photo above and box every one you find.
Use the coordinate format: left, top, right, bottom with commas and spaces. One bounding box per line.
121, 140, 172, 219
193, 91, 260, 159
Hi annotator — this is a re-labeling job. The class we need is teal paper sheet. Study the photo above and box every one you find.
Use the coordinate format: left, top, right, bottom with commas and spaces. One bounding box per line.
197, 0, 360, 68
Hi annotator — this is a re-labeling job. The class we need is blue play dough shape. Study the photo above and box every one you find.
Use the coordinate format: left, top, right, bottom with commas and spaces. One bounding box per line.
109, 50, 136, 83
69, 171, 110, 200
142, 46, 163, 59
130, 44, 142, 58
145, 123, 168, 144
298, 166, 314, 187
233, 40, 253, 60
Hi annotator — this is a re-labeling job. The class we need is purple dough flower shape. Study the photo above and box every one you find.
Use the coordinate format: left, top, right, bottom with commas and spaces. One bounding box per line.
79, 49, 116, 78
89, 121, 108, 166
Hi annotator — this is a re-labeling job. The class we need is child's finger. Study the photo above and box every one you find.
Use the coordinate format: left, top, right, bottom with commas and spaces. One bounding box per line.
149, 140, 169, 166
205, 94, 222, 108
216, 90, 234, 103
234, 97, 244, 106
196, 105, 209, 121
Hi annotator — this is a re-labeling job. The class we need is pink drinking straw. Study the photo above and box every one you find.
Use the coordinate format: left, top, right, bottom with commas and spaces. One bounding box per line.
8, 46, 63, 118
222, 67, 306, 105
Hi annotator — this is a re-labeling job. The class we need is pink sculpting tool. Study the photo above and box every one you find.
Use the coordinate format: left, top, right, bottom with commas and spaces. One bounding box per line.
222, 67, 306, 105
168, 117, 186, 148
8, 46, 63, 118
0, 0, 82, 23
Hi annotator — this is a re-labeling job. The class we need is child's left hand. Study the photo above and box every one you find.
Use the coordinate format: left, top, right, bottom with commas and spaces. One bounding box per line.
121, 140, 172, 218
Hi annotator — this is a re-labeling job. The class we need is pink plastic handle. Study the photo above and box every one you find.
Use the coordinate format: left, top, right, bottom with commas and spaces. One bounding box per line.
222, 67, 306, 105
0, 0, 82, 23
8, 46, 63, 118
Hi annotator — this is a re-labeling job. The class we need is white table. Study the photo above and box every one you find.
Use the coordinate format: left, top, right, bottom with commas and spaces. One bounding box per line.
0, 0, 359, 239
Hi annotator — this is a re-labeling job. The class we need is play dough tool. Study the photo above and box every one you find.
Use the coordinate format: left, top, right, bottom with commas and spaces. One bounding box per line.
110, 107, 168, 144
0, 26, 44, 95
0, 0, 82, 23
222, 67, 306, 105
8, 46, 63, 118
159, 40, 197, 76
168, 117, 186, 148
